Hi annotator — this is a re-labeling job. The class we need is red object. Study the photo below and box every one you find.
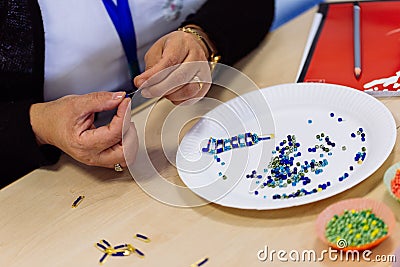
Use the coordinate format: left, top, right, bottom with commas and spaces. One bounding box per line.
300, 1, 400, 94
391, 169, 400, 198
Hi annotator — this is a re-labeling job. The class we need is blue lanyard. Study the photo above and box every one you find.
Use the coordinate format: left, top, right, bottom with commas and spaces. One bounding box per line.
102, 0, 140, 80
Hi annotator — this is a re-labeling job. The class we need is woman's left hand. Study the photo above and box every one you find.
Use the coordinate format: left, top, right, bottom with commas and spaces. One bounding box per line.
133, 30, 212, 105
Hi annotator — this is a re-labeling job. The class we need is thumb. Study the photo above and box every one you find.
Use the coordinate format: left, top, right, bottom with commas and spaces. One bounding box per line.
75, 91, 127, 114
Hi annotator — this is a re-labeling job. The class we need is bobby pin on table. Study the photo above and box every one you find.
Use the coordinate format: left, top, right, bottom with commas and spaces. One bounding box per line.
1, 1, 399, 266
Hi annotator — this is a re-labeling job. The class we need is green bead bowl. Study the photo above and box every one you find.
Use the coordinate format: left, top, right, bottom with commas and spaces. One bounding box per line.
316, 198, 396, 251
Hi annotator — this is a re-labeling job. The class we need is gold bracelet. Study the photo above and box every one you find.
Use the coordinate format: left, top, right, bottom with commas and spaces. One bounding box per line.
178, 26, 221, 70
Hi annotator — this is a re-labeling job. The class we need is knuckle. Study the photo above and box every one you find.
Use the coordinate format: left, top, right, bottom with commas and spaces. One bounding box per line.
90, 92, 103, 104
165, 55, 181, 68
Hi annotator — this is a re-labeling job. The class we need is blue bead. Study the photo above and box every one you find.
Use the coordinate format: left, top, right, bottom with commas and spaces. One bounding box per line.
330, 112, 334, 117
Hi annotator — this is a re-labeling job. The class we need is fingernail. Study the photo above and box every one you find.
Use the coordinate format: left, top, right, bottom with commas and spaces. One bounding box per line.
141, 89, 152, 98
112, 91, 125, 100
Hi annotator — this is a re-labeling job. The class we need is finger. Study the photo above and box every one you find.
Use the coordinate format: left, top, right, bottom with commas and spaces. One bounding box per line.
136, 37, 191, 91
133, 40, 165, 88
134, 41, 187, 88
140, 60, 207, 98
97, 143, 127, 168
166, 81, 211, 104
74, 91, 126, 124
80, 98, 131, 150
122, 97, 133, 137
122, 122, 139, 168
164, 60, 212, 103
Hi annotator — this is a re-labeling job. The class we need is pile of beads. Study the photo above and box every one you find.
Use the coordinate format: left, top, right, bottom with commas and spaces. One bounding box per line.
95, 233, 150, 265
248, 134, 331, 199
202, 132, 274, 155
391, 169, 400, 199
325, 209, 388, 248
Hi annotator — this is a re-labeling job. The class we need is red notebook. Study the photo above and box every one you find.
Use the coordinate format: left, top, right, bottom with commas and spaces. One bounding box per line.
297, 0, 400, 96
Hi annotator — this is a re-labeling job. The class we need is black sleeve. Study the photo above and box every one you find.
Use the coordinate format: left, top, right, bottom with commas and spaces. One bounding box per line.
0, 100, 60, 188
182, 0, 275, 65
0, 0, 60, 188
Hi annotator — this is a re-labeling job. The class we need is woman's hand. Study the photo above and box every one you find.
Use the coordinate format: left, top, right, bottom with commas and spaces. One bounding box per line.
134, 30, 212, 105
30, 91, 138, 169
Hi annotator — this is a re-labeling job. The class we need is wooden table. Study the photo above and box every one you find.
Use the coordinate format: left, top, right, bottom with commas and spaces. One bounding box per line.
1, 3, 399, 267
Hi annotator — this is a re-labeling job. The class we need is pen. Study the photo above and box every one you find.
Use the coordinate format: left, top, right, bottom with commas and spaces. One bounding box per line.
353, 2, 362, 79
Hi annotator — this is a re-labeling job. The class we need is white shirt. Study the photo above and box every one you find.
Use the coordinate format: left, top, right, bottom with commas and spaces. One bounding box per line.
37, 0, 206, 101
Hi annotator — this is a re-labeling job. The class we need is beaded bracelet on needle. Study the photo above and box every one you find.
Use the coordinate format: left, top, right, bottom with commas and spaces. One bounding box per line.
202, 132, 274, 155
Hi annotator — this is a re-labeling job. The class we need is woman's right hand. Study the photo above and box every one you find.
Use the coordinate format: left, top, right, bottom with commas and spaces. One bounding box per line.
29, 91, 138, 169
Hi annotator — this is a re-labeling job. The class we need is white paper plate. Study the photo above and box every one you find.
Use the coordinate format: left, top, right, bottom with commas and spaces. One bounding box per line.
176, 83, 396, 209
